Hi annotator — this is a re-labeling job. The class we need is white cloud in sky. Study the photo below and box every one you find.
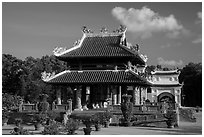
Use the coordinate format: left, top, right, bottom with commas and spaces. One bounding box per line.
157, 57, 183, 66
192, 36, 202, 44
160, 43, 181, 48
112, 6, 186, 39
193, 12, 202, 44
198, 11, 202, 20
160, 43, 171, 48
195, 11, 202, 24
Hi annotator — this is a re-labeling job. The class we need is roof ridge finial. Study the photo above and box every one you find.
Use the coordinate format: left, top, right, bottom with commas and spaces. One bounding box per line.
100, 26, 108, 33
82, 26, 93, 34
113, 24, 127, 33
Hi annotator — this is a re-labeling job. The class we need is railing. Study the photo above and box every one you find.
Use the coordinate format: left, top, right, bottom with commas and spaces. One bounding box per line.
111, 104, 161, 113
20, 100, 72, 112
52, 104, 72, 112
21, 104, 37, 112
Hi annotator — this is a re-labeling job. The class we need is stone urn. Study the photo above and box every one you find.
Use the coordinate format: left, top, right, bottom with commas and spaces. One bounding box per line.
83, 127, 92, 135
121, 94, 133, 127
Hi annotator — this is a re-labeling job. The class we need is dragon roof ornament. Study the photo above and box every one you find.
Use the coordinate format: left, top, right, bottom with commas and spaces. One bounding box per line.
100, 27, 108, 33
139, 54, 148, 62
53, 47, 67, 56
41, 71, 56, 82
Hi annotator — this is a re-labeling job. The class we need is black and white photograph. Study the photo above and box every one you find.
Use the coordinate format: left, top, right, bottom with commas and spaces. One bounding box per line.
2, 1, 202, 135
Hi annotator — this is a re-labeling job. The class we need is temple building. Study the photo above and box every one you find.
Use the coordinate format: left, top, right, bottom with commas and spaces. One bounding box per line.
147, 70, 182, 107
41, 26, 152, 111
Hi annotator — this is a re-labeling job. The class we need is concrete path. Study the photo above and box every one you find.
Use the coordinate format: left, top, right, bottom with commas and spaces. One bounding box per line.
2, 112, 202, 135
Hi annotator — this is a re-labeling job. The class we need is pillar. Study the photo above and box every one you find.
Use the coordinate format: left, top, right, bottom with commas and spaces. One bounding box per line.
75, 86, 82, 110
118, 86, 122, 104
86, 86, 90, 103
112, 87, 117, 105
132, 86, 137, 105
56, 88, 61, 105
139, 87, 142, 105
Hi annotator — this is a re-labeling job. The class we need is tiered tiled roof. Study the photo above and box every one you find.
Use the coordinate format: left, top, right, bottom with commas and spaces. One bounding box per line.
53, 27, 147, 64
59, 35, 137, 58
43, 69, 151, 86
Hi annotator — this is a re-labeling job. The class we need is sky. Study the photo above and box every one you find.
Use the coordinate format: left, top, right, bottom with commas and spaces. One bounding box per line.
2, 2, 202, 68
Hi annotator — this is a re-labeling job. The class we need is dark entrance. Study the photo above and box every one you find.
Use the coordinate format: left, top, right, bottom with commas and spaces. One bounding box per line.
158, 92, 175, 103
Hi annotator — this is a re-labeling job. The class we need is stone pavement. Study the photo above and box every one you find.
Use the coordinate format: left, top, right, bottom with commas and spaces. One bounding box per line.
2, 112, 202, 135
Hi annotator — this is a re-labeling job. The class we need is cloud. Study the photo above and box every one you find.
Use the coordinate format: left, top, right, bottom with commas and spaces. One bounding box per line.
198, 11, 202, 20
112, 6, 186, 39
195, 11, 202, 24
157, 57, 183, 66
192, 36, 202, 44
193, 12, 202, 44
160, 43, 181, 48
160, 43, 171, 48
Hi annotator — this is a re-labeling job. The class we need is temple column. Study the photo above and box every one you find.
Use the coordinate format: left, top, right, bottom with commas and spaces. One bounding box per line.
75, 86, 82, 111
86, 86, 90, 103
118, 86, 122, 104
139, 87, 142, 105
56, 88, 61, 105
112, 87, 117, 105
132, 86, 137, 105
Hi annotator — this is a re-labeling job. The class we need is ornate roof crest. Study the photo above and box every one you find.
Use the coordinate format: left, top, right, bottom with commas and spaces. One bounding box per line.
82, 26, 93, 33
100, 27, 108, 33
41, 71, 55, 82
53, 47, 67, 56
113, 25, 127, 33
140, 54, 148, 62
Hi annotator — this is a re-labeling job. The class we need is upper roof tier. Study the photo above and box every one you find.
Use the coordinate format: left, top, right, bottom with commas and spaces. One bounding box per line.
53, 26, 148, 65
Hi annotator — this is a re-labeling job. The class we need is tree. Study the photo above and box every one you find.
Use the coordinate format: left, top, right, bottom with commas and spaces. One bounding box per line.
2, 54, 26, 95
3, 54, 68, 103
179, 62, 202, 107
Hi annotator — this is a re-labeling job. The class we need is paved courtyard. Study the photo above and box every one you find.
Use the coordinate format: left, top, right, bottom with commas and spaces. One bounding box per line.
2, 112, 202, 135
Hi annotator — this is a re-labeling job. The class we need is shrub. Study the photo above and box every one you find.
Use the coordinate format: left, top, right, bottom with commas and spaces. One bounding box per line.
42, 121, 62, 135
10, 126, 32, 135
2, 109, 10, 119
164, 110, 177, 122
33, 113, 47, 124
82, 116, 95, 128
64, 118, 80, 135
15, 118, 23, 126
2, 93, 23, 111
47, 110, 58, 121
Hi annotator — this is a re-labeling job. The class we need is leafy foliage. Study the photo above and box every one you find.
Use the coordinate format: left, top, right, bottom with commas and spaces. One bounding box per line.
2, 93, 23, 115
42, 121, 62, 135
64, 119, 80, 135
10, 126, 32, 135
2, 54, 68, 103
179, 62, 202, 107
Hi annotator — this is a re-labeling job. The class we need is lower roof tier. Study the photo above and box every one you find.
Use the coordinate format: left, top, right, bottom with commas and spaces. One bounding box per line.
152, 84, 182, 87
43, 69, 151, 86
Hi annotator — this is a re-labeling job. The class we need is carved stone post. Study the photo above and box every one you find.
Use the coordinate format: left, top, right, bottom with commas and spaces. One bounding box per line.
86, 86, 90, 103
132, 86, 137, 105
112, 86, 117, 105
56, 88, 62, 105
75, 86, 82, 111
